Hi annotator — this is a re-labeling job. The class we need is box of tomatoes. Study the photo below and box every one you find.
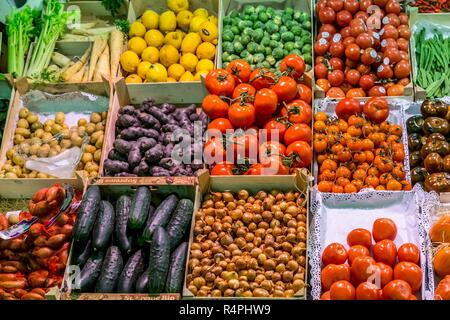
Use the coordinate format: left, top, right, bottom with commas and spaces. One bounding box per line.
308, 185, 434, 300
313, 0, 414, 100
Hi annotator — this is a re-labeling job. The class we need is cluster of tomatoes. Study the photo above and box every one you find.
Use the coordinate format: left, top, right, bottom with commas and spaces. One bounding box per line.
314, 97, 412, 193
321, 218, 423, 300
202, 54, 314, 175
314, 0, 411, 98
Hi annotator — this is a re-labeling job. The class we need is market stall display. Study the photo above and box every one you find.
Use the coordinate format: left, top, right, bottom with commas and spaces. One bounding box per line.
314, 0, 412, 98
406, 99, 450, 191
220, 4, 313, 71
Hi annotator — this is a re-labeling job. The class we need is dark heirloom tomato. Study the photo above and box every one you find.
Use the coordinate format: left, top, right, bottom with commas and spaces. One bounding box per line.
409, 151, 423, 168
421, 139, 450, 158
421, 100, 448, 118
336, 98, 361, 120
425, 173, 450, 192
424, 153, 443, 174
408, 133, 423, 151
423, 117, 450, 136
444, 155, 450, 173
406, 115, 424, 134
363, 97, 389, 123
411, 167, 428, 184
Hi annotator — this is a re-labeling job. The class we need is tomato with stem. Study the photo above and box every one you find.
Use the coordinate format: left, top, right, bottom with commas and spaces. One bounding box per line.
205, 69, 235, 97
286, 141, 313, 168
202, 95, 228, 119
280, 54, 306, 80
232, 83, 256, 100
226, 59, 251, 84
254, 88, 278, 116
250, 68, 276, 90
264, 119, 288, 142
228, 102, 255, 128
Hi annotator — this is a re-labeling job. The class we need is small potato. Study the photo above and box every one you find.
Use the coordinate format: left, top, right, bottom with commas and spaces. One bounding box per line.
90, 131, 102, 144
49, 150, 58, 157
62, 123, 69, 129
54, 112, 65, 125
51, 124, 62, 135
85, 123, 96, 135
85, 162, 99, 173
52, 145, 61, 153
81, 153, 93, 163
44, 119, 54, 127
20, 143, 30, 154
29, 138, 42, 146
11, 166, 22, 176
44, 125, 52, 133
50, 140, 59, 147
60, 139, 72, 149
84, 144, 96, 154
3, 164, 13, 172
19, 107, 30, 119
37, 144, 51, 158
76, 162, 84, 170
93, 149, 102, 162
15, 128, 30, 138
33, 128, 44, 138
60, 129, 70, 138
14, 134, 25, 145
6, 149, 15, 160
27, 114, 38, 124
29, 144, 40, 156
89, 171, 98, 178
71, 135, 83, 147
77, 126, 86, 136
95, 122, 104, 131
42, 132, 53, 141
31, 122, 43, 132
101, 111, 107, 120
5, 172, 18, 178
77, 118, 87, 127
28, 171, 37, 178
95, 134, 104, 149
90, 112, 102, 124
17, 119, 29, 129
37, 172, 49, 178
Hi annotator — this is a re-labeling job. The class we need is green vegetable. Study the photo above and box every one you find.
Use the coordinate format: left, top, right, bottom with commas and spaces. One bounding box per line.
164, 242, 188, 293
101, 0, 124, 18
128, 186, 151, 230
79, 251, 105, 292
166, 199, 194, 250
95, 246, 123, 293
115, 195, 133, 254
74, 186, 101, 242
148, 227, 170, 293
92, 201, 115, 251
141, 194, 178, 243
115, 19, 129, 35
117, 250, 144, 293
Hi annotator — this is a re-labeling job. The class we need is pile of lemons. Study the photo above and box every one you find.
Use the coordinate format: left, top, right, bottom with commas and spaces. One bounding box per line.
121, 0, 218, 83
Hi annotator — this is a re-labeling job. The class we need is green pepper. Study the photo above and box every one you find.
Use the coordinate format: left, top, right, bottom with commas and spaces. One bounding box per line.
290, 49, 302, 56
238, 20, 248, 31
229, 10, 239, 19
249, 13, 258, 22
284, 20, 294, 29
406, 115, 424, 134
228, 54, 240, 62
293, 11, 302, 21
223, 16, 232, 25
221, 52, 230, 65
285, 7, 294, 16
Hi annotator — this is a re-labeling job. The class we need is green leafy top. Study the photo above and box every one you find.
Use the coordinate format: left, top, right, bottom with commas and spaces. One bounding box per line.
101, 0, 125, 18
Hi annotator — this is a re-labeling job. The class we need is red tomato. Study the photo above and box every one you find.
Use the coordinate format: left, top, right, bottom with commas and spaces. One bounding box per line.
328, 0, 344, 11
373, 239, 397, 266
329, 57, 344, 71
394, 261, 422, 293
259, 141, 286, 163
207, 118, 233, 134
363, 97, 390, 123
360, 0, 374, 11
254, 88, 278, 116
372, 218, 397, 242
346, 88, 366, 98
349, 19, 366, 38
384, 47, 401, 64
376, 64, 394, 79
397, 243, 420, 265
264, 119, 287, 142
344, 0, 360, 13
203, 137, 226, 164
244, 163, 263, 175
321, 291, 331, 300
322, 243, 348, 266
343, 36, 356, 47
205, 69, 235, 97
385, 0, 401, 14
232, 83, 256, 100
226, 59, 251, 84
359, 75, 375, 90
348, 245, 370, 265
356, 282, 381, 300
210, 163, 234, 175
356, 33, 373, 49
435, 276, 450, 300
351, 256, 376, 283
384, 13, 400, 27
201, 95, 228, 119
345, 43, 361, 61
330, 280, 355, 300
382, 280, 412, 300
233, 131, 258, 163
228, 102, 255, 128
315, 63, 329, 79
328, 69, 345, 87
345, 69, 361, 86
375, 262, 394, 288
314, 38, 330, 56
347, 228, 372, 248
336, 98, 361, 121
319, 6, 336, 24
354, 11, 369, 22
319, 24, 337, 35
394, 59, 411, 79
360, 48, 377, 65
284, 123, 312, 145
326, 87, 346, 98
368, 85, 387, 97
280, 54, 306, 80
260, 155, 290, 175
249, 68, 275, 90
330, 41, 345, 58
283, 100, 312, 124
341, 26, 352, 38
297, 84, 312, 104
272, 76, 298, 102
336, 10, 352, 27
321, 264, 351, 291
286, 141, 313, 168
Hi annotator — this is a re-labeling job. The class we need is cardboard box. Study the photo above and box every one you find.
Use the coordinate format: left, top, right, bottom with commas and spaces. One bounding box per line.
183, 169, 310, 299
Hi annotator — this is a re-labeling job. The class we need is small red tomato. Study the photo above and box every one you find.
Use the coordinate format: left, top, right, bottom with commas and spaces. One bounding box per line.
202, 94, 229, 119
297, 84, 312, 104
336, 10, 352, 27
359, 74, 375, 91
250, 68, 275, 90
394, 261, 422, 293
345, 69, 361, 86
328, 69, 345, 87
322, 243, 348, 266
382, 280, 412, 300
336, 98, 361, 121
356, 282, 381, 300
207, 118, 234, 134
205, 69, 235, 97
210, 163, 234, 175
345, 43, 361, 61
368, 85, 387, 97
319, 6, 336, 24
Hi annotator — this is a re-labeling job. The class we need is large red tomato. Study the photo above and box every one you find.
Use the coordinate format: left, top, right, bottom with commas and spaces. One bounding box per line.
286, 141, 313, 168
321, 264, 351, 291
210, 163, 234, 175
280, 54, 306, 80
336, 98, 361, 120
207, 118, 233, 134
284, 123, 312, 145
226, 59, 251, 84
347, 245, 370, 265
372, 239, 397, 266
259, 141, 286, 163
330, 280, 355, 300
232, 83, 256, 100
374, 262, 394, 288
397, 243, 420, 265
393, 261, 422, 293
351, 256, 376, 284
254, 88, 278, 116
250, 68, 276, 90
435, 276, 450, 300
205, 69, 235, 97
282, 100, 312, 124
232, 131, 259, 163
356, 282, 381, 300
228, 102, 255, 128
382, 280, 412, 300
372, 218, 397, 242
203, 137, 226, 164
297, 84, 313, 104
363, 97, 390, 123
347, 228, 372, 248
322, 243, 348, 266
260, 155, 290, 175
264, 119, 287, 142
202, 95, 228, 119
272, 76, 298, 102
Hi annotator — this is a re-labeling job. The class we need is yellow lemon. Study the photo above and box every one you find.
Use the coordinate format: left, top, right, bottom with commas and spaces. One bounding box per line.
164, 31, 183, 50
194, 70, 209, 81
167, 0, 189, 13
146, 63, 168, 82
137, 61, 152, 79
196, 42, 216, 60
125, 74, 142, 84
198, 21, 218, 44
145, 29, 164, 48
180, 32, 202, 53
196, 59, 214, 72
141, 46, 159, 63
159, 11, 177, 33
128, 37, 147, 56
189, 15, 207, 33
168, 63, 185, 80
208, 15, 218, 26
129, 21, 146, 37
180, 53, 198, 72
120, 50, 140, 73
179, 71, 194, 82
141, 10, 159, 30
159, 44, 180, 68
177, 10, 193, 31
167, 77, 177, 82
193, 8, 208, 18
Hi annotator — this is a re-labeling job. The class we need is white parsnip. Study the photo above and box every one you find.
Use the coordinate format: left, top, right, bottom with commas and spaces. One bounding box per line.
69, 65, 85, 82
109, 28, 123, 79
88, 38, 107, 81
62, 45, 91, 82
94, 44, 110, 81
51, 52, 71, 68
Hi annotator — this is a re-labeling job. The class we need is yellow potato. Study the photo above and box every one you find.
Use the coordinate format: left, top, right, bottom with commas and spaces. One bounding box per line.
44, 125, 52, 133
29, 144, 40, 155
19, 107, 30, 119
101, 111, 107, 120
95, 134, 104, 149
42, 132, 53, 141
78, 126, 86, 136
50, 140, 59, 147
31, 122, 43, 132
60, 139, 72, 149
90, 131, 102, 144
6, 149, 15, 160
49, 149, 58, 157
33, 128, 44, 138
95, 122, 104, 131
27, 114, 38, 124
76, 162, 85, 171
20, 143, 30, 154
37, 144, 51, 157
52, 145, 61, 153
71, 135, 84, 147
85, 144, 96, 154
28, 171, 37, 178
4, 172, 18, 179
17, 119, 29, 129
90, 112, 102, 124
55, 112, 65, 125
78, 118, 88, 127
94, 149, 102, 162
12, 154, 25, 167
15, 128, 30, 138
51, 124, 62, 135
14, 134, 25, 145
82, 153, 93, 163
44, 119, 55, 127
3, 163, 13, 172
37, 172, 49, 178
85, 123, 96, 135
